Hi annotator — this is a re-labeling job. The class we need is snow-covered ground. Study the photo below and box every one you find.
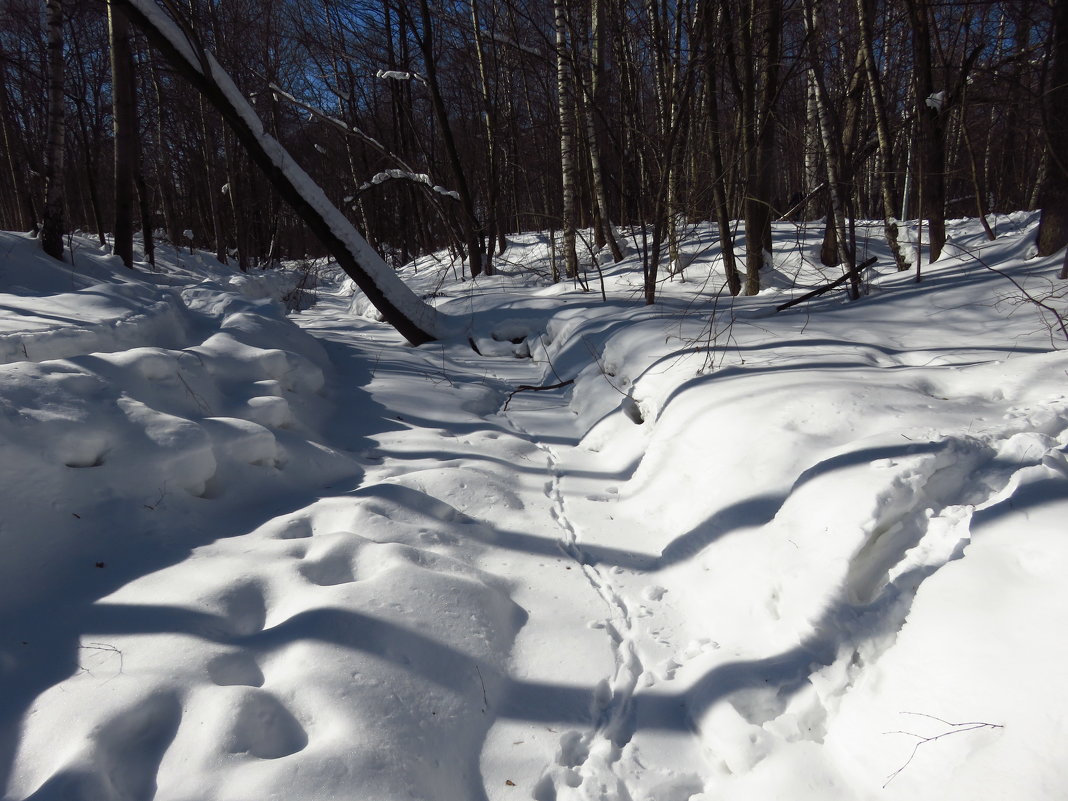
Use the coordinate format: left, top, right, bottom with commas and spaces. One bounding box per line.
0, 215, 1065, 801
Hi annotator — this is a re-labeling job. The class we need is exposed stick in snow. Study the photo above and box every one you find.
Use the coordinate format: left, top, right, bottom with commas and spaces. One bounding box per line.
775, 256, 878, 312
475, 665, 488, 713
777, 182, 828, 222
883, 712, 1004, 787
143, 485, 168, 511
78, 642, 125, 678
502, 379, 574, 410
581, 336, 628, 397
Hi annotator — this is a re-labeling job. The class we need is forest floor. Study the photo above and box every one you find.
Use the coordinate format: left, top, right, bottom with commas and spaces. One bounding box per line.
1, 214, 1066, 801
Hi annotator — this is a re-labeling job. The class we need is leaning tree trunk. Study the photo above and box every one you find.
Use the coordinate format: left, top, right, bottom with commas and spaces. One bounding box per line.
113, 0, 442, 344
41, 0, 66, 261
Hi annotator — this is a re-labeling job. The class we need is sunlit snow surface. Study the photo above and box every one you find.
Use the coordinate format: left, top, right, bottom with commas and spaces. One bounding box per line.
1, 215, 1066, 801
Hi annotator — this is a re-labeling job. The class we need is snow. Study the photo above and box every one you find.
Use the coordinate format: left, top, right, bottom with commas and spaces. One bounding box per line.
375, 70, 426, 84
1, 214, 1067, 801
357, 170, 462, 201
926, 91, 947, 111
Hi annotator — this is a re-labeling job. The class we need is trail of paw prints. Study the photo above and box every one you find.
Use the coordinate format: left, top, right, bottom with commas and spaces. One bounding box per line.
525, 434, 648, 801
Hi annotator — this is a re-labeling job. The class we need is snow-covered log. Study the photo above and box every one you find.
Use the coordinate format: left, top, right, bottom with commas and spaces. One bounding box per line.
114, 0, 446, 345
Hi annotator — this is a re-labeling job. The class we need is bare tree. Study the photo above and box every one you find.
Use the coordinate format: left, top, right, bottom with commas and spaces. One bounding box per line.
554, 0, 579, 280
40, 0, 66, 261
413, 0, 486, 278
728, 0, 784, 295
804, 0, 858, 297
109, 1, 136, 268
857, 0, 908, 270
698, 3, 741, 295
1037, 0, 1068, 278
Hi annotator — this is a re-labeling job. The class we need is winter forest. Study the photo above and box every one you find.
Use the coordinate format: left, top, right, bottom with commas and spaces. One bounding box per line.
1, 0, 1067, 800
3, 0, 1067, 294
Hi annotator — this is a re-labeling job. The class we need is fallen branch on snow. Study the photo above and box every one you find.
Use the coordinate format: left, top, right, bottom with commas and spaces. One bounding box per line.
775, 255, 878, 312
503, 379, 575, 410
883, 712, 1004, 787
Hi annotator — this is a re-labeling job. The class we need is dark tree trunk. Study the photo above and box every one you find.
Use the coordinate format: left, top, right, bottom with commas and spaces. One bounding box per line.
41, 0, 66, 261
0, 69, 36, 232
415, 0, 485, 278
1037, 0, 1068, 262
738, 0, 782, 295
905, 0, 946, 263
555, 0, 579, 280
109, 1, 137, 268
702, 5, 740, 295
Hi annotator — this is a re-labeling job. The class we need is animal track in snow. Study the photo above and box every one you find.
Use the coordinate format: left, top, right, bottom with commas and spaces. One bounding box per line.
505, 404, 647, 801
224, 688, 308, 759
212, 581, 268, 638
295, 532, 367, 586
207, 652, 265, 687
98, 692, 182, 795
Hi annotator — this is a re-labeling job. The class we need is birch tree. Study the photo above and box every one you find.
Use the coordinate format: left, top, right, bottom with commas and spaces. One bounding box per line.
554, 0, 578, 280
112, 0, 444, 344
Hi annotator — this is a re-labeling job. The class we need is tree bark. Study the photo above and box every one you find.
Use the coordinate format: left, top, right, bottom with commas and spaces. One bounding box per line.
0, 67, 36, 232
470, 0, 499, 273
804, 0, 858, 298
109, 1, 137, 268
737, 0, 782, 296
905, 0, 946, 263
41, 0, 66, 261
582, 0, 623, 263
856, 0, 908, 270
554, 0, 579, 280
199, 96, 228, 264
1037, 0, 1068, 261
702, 4, 740, 295
416, 0, 485, 279
150, 55, 183, 246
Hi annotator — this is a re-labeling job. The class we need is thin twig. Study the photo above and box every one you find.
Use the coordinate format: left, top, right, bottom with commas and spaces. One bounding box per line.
475, 665, 488, 713
883, 711, 1004, 787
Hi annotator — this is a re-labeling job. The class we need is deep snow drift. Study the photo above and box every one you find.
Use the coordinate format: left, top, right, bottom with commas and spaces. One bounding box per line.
0, 215, 1065, 801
